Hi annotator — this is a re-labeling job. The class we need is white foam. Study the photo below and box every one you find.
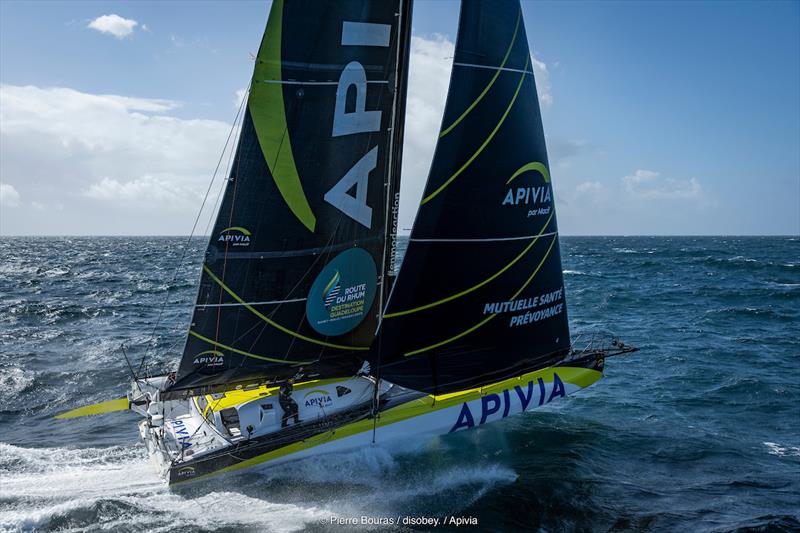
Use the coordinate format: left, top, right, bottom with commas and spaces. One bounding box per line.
0, 443, 336, 533
0, 369, 34, 404
763, 441, 800, 458
0, 439, 518, 532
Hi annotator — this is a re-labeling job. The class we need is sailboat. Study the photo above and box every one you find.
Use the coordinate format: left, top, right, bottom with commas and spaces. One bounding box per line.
57, 0, 636, 485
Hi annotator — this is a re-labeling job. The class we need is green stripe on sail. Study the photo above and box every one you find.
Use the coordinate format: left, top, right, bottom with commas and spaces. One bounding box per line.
219, 226, 252, 236
421, 56, 531, 206
203, 265, 369, 351
439, 7, 522, 139
249, 0, 316, 232
384, 212, 554, 318
404, 234, 557, 357
506, 161, 550, 184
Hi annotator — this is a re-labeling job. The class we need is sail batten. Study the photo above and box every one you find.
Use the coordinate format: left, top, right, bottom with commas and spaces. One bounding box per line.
165, 0, 410, 399
370, 0, 570, 395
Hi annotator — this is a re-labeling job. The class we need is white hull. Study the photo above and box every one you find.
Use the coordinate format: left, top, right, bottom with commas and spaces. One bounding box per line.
132, 362, 603, 484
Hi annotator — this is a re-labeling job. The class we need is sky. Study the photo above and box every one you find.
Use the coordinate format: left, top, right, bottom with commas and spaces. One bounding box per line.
0, 0, 798, 236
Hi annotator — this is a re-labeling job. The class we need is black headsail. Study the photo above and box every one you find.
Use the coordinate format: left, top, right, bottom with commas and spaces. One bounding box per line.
371, 0, 570, 394
165, 0, 410, 399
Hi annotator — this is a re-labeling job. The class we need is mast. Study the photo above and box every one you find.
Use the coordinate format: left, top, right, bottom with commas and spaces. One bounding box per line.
379, 0, 413, 306
371, 0, 570, 395
164, 0, 408, 400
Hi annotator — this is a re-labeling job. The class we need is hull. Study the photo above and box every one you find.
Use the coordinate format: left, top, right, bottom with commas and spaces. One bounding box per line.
141, 356, 604, 485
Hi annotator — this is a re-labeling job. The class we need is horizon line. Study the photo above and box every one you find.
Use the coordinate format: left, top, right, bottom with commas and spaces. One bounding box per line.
0, 233, 797, 238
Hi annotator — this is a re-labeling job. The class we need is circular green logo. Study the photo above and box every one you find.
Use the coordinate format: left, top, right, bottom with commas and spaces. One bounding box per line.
306, 248, 377, 337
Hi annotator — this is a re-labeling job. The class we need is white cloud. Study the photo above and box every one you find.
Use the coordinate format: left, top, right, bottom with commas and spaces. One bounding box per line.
234, 88, 248, 109
576, 181, 603, 193
398, 35, 455, 232
622, 169, 702, 200
87, 14, 138, 39
84, 175, 199, 207
0, 84, 233, 234
531, 55, 552, 108
0, 183, 20, 208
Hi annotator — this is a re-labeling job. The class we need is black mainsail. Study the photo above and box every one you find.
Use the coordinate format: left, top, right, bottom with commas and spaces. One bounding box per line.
166, 0, 410, 399
371, 0, 571, 394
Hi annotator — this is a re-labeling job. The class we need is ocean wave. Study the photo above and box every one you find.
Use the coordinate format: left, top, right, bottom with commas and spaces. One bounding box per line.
0, 368, 34, 404
0, 443, 334, 533
704, 307, 791, 320
763, 442, 800, 458
0, 441, 516, 533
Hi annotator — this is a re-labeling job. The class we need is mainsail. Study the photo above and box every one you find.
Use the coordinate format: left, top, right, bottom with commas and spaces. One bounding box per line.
371, 0, 571, 394
166, 0, 410, 399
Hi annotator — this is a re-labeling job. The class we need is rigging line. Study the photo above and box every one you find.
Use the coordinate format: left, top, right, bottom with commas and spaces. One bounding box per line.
403, 234, 557, 357
439, 6, 522, 138
197, 297, 307, 308
269, 218, 342, 368
189, 330, 314, 364
213, 81, 254, 348
202, 265, 370, 351
137, 79, 250, 376
215, 142, 242, 345
203, 144, 239, 238
421, 55, 530, 206
204, 87, 248, 238
384, 213, 555, 318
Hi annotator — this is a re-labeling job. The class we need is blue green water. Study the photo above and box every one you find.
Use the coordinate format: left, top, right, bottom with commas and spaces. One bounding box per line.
0, 236, 798, 532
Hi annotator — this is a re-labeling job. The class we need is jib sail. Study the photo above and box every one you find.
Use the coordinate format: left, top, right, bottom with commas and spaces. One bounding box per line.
371, 0, 571, 394
166, 0, 410, 399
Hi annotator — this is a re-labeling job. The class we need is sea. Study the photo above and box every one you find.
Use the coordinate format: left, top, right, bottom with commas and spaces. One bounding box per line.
0, 236, 798, 532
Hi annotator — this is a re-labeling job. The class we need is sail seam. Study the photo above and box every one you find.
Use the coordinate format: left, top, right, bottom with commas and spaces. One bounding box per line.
203, 265, 370, 351
403, 234, 557, 357
197, 298, 307, 308
410, 231, 556, 243
439, 7, 522, 138
452, 62, 534, 75
421, 55, 530, 205
189, 330, 314, 364
385, 216, 555, 318
256, 79, 389, 86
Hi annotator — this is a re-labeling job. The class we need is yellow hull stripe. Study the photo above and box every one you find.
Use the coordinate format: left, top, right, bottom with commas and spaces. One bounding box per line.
174, 365, 602, 485
203, 265, 369, 352
403, 234, 557, 357
438, 7, 522, 138
384, 212, 554, 318
421, 55, 530, 206
249, 0, 316, 232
